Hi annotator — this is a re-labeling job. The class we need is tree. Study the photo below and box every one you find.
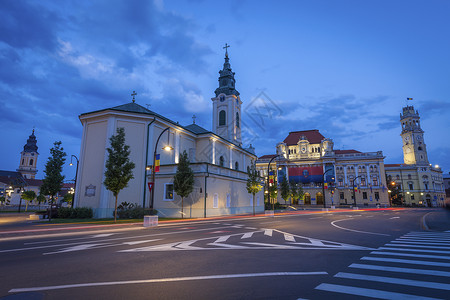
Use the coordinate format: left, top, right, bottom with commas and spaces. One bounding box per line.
104, 128, 135, 222
246, 163, 262, 215
21, 190, 36, 212
289, 181, 299, 205
36, 194, 46, 209
62, 193, 73, 207
279, 177, 290, 206
41, 141, 66, 221
173, 150, 194, 218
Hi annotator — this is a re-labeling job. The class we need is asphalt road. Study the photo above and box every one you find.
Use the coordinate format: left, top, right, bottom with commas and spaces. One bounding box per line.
1, 208, 449, 299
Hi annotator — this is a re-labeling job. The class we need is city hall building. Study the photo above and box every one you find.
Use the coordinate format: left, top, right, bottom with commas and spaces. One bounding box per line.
75, 51, 264, 218
257, 130, 390, 208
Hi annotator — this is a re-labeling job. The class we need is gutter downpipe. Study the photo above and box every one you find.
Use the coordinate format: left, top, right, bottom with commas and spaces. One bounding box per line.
143, 117, 156, 209
204, 163, 209, 218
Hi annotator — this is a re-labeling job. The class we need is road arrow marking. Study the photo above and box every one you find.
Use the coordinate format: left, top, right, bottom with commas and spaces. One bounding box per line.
43, 243, 109, 255
264, 229, 273, 236
91, 234, 115, 238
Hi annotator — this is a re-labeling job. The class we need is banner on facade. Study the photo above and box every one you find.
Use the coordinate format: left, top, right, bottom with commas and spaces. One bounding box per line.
155, 154, 160, 172
288, 166, 323, 183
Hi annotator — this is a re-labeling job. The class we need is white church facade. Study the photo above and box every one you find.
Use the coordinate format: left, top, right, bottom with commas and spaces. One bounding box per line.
75, 51, 264, 218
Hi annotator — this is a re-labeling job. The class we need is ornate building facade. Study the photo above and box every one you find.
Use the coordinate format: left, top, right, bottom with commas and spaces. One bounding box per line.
385, 105, 444, 207
256, 130, 389, 208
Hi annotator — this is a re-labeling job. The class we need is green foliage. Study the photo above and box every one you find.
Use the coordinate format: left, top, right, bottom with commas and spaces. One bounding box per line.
36, 194, 46, 206
173, 150, 194, 198
103, 127, 135, 222
103, 128, 135, 197
279, 178, 290, 204
173, 150, 194, 218
41, 141, 67, 201
0, 196, 9, 206
62, 193, 73, 206
22, 190, 36, 202
246, 163, 262, 196
289, 181, 303, 203
116, 202, 157, 219
246, 163, 262, 215
57, 207, 93, 219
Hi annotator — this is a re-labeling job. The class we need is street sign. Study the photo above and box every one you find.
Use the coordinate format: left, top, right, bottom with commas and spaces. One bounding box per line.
148, 182, 154, 192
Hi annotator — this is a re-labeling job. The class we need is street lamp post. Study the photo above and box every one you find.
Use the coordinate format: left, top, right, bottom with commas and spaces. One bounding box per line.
351, 175, 363, 207
322, 168, 334, 208
69, 155, 79, 208
267, 155, 280, 211
150, 127, 173, 210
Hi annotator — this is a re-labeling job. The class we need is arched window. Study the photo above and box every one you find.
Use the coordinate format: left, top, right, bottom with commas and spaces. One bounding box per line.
236, 112, 240, 128
219, 156, 224, 167
29, 159, 33, 166
235, 161, 239, 170
22, 159, 24, 165
219, 110, 226, 126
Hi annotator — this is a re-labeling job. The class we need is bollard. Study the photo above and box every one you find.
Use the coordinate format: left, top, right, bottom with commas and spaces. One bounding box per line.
143, 215, 158, 227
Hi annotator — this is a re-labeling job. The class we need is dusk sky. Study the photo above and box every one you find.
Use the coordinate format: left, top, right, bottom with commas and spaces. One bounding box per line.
1, 0, 449, 182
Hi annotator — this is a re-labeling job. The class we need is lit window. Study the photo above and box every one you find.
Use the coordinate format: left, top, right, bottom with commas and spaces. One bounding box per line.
164, 184, 174, 200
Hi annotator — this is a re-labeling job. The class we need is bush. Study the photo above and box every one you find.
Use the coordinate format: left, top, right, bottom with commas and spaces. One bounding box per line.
56, 207, 93, 219
116, 202, 157, 219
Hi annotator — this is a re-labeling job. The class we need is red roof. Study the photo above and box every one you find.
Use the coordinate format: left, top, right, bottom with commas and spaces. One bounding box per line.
283, 130, 325, 145
335, 150, 361, 154
384, 164, 402, 168
258, 154, 278, 160
25, 178, 43, 186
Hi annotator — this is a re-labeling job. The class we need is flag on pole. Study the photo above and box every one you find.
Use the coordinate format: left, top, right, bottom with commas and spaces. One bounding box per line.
324, 182, 328, 189
155, 154, 160, 172
269, 171, 274, 184
354, 186, 358, 193
407, 97, 413, 100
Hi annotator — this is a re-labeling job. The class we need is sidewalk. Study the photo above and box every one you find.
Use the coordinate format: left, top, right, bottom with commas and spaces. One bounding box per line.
422, 208, 450, 231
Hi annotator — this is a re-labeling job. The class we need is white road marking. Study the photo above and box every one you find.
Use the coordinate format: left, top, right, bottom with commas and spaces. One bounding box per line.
284, 234, 295, 242
9, 272, 328, 293
378, 247, 450, 254
371, 251, 450, 260
385, 243, 450, 250
242, 232, 254, 239
331, 219, 391, 236
389, 217, 400, 219
309, 217, 323, 219
392, 240, 450, 245
335, 272, 450, 290
264, 229, 273, 236
91, 234, 115, 238
245, 227, 257, 230
361, 256, 450, 267
1, 225, 236, 253
400, 236, 450, 241
43, 243, 110, 255
349, 263, 450, 277
122, 239, 161, 245
214, 236, 231, 243
315, 283, 440, 300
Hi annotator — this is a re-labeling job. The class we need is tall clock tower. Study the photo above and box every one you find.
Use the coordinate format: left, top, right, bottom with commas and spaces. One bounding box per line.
17, 129, 39, 179
400, 105, 429, 165
211, 44, 242, 146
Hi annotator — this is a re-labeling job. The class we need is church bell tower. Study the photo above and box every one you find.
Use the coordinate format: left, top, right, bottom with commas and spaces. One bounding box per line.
211, 44, 242, 146
400, 105, 428, 165
17, 129, 39, 179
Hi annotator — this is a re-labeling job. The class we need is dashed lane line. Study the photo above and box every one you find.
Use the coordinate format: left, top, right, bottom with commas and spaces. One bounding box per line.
8, 272, 328, 293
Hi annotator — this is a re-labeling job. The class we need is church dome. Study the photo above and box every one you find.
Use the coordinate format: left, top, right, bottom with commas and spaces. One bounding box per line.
23, 130, 38, 153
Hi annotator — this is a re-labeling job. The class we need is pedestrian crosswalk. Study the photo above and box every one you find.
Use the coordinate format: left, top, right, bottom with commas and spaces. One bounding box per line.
314, 231, 450, 299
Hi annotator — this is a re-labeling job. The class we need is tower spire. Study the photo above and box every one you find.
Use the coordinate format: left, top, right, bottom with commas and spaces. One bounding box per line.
214, 45, 239, 97
223, 43, 230, 58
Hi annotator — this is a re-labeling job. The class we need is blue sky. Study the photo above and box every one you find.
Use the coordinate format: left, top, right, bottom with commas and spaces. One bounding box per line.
1, 0, 449, 182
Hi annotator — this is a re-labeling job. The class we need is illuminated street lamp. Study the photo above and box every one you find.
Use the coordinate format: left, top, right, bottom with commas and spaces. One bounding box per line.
351, 175, 363, 207
267, 155, 280, 211
322, 168, 334, 208
69, 155, 79, 208
149, 127, 173, 210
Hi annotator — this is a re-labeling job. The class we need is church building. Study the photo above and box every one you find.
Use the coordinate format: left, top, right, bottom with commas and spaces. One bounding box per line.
75, 50, 264, 218
256, 130, 390, 208
384, 104, 444, 207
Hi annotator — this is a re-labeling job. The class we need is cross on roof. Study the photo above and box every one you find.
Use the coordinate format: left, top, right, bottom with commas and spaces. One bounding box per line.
192, 114, 196, 124
131, 90, 137, 103
223, 43, 230, 57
